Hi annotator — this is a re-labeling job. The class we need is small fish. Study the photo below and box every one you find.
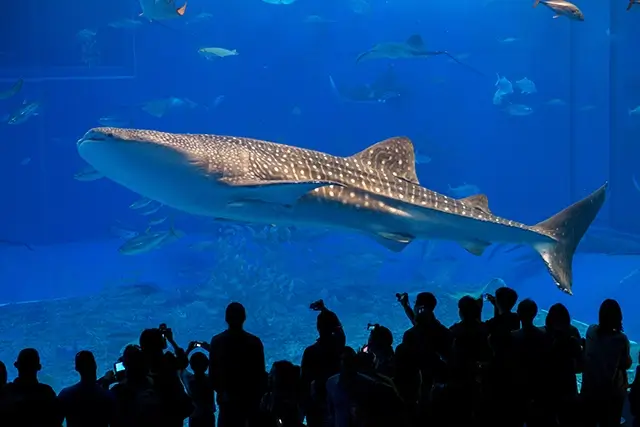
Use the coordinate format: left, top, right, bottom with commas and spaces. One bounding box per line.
498, 37, 519, 43
533, 0, 584, 20
628, 0, 640, 10
119, 224, 183, 255
515, 77, 537, 95
130, 197, 153, 209
198, 47, 239, 59
8, 101, 40, 125
139, 0, 187, 20
546, 98, 566, 106
140, 204, 163, 216
505, 104, 534, 116
495, 73, 513, 95
74, 166, 103, 181
0, 78, 23, 100
629, 106, 640, 116
148, 216, 168, 226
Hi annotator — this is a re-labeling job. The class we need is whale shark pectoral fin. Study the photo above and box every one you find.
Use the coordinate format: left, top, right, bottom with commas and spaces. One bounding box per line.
459, 239, 491, 256
373, 232, 415, 252
460, 194, 492, 215
350, 136, 420, 185
228, 180, 340, 206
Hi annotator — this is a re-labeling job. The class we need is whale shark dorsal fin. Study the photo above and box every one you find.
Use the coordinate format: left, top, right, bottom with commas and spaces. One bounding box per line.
460, 194, 491, 214
406, 34, 424, 48
349, 137, 420, 185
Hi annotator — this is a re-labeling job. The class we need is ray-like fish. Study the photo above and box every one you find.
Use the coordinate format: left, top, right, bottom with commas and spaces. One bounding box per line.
77, 127, 607, 295
329, 64, 403, 104
356, 34, 485, 76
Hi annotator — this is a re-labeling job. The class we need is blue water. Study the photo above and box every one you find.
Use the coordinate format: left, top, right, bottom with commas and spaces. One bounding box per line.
1, 0, 640, 392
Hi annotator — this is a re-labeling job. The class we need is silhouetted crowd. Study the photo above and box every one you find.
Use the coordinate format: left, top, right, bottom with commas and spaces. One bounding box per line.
0, 286, 638, 427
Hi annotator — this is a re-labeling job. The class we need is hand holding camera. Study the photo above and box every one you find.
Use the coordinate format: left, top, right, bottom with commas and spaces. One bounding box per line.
395, 292, 409, 306
159, 323, 174, 340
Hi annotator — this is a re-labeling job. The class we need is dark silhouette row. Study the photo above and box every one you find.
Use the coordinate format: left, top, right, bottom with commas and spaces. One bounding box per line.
0, 288, 637, 427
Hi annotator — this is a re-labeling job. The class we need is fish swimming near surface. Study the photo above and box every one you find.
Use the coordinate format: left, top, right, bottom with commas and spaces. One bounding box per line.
77, 127, 607, 295
139, 0, 187, 21
533, 0, 584, 20
356, 34, 485, 76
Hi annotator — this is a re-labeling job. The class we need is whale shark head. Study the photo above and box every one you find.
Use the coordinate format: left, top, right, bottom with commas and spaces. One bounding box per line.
77, 127, 232, 214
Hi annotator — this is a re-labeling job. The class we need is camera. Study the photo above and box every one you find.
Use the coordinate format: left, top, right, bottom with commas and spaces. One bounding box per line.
114, 362, 125, 373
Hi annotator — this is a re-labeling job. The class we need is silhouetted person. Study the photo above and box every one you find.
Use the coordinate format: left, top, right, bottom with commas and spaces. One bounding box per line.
582, 299, 632, 427
326, 347, 358, 427
111, 344, 162, 427
400, 292, 452, 423
542, 303, 583, 427
300, 299, 345, 427
0, 348, 62, 426
628, 351, 640, 427
210, 302, 266, 427
260, 361, 304, 427
182, 343, 215, 427
510, 299, 548, 427
366, 324, 394, 378
484, 286, 520, 426
445, 295, 491, 426
139, 326, 193, 427
393, 339, 421, 422
0, 361, 6, 388
58, 350, 115, 427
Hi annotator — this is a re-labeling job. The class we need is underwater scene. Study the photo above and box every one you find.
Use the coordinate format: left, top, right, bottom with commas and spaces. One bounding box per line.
1, 0, 640, 396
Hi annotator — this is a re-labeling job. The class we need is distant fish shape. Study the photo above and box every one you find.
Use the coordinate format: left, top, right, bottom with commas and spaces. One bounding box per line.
356, 34, 485, 76
629, 106, 640, 116
628, 0, 640, 10
8, 100, 40, 125
533, 0, 584, 20
0, 78, 23, 100
515, 77, 537, 94
505, 104, 534, 116
198, 47, 239, 59
139, 0, 187, 20
119, 225, 183, 255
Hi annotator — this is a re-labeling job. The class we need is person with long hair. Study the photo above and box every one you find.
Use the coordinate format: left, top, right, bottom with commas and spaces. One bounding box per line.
581, 299, 632, 427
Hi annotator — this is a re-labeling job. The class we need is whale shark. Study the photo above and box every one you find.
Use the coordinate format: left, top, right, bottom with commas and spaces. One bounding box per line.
77, 128, 607, 295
